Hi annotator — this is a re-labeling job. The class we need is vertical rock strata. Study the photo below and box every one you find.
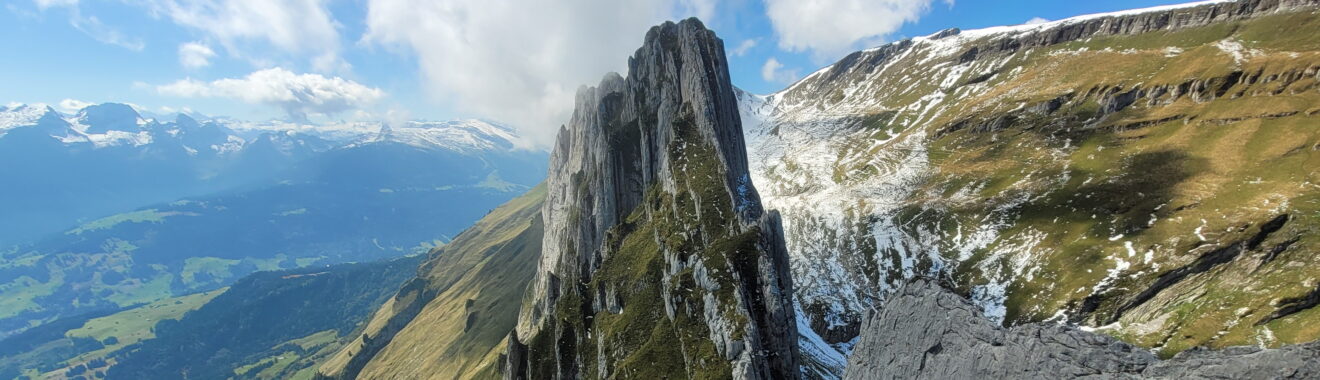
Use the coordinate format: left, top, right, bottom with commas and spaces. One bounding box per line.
505, 18, 798, 379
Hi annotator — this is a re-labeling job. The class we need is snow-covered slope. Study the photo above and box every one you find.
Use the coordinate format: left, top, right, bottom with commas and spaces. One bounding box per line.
743, 0, 1320, 376
0, 103, 54, 135
363, 119, 521, 153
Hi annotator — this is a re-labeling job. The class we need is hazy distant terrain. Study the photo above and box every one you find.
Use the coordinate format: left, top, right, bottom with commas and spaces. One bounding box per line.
0, 103, 546, 338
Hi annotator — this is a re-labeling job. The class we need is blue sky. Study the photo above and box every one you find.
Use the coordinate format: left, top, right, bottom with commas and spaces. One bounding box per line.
1, 0, 1205, 146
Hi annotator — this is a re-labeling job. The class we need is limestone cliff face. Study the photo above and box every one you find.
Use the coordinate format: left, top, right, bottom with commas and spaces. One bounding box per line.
844, 279, 1320, 379
508, 18, 798, 379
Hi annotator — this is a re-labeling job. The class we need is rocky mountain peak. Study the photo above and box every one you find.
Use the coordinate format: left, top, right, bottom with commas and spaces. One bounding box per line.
0, 103, 59, 133
76, 103, 143, 134
507, 18, 798, 378
174, 113, 199, 128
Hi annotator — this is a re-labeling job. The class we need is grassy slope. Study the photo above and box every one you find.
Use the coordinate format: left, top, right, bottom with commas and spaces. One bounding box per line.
64, 289, 225, 361
0, 172, 533, 339
319, 184, 546, 379
104, 255, 421, 380
0, 289, 223, 380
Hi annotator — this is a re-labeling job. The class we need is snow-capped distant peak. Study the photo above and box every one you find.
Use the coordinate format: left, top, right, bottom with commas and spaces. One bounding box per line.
71, 103, 145, 134
364, 119, 520, 153
0, 103, 57, 131
2, 101, 528, 155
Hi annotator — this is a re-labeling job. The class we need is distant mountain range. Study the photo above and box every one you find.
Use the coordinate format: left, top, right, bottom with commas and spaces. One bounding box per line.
0, 102, 547, 339
0, 102, 541, 247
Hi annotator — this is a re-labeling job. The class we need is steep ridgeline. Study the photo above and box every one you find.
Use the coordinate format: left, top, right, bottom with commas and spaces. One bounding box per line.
506, 19, 798, 378
315, 185, 546, 379
740, 0, 1320, 368
845, 279, 1320, 379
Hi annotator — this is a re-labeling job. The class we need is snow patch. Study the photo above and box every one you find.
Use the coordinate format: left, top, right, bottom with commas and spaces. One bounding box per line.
971, 282, 1008, 325
795, 303, 847, 378
0, 103, 53, 133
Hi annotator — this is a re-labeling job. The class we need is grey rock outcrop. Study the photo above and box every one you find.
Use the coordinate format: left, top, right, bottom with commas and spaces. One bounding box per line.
507, 18, 798, 379
845, 279, 1320, 379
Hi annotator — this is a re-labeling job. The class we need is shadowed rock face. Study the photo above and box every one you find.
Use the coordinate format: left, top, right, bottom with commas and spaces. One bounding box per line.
507, 18, 798, 379
845, 279, 1320, 379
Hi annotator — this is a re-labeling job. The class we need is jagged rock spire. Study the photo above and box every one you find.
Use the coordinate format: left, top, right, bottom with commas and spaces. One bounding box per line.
507, 18, 798, 379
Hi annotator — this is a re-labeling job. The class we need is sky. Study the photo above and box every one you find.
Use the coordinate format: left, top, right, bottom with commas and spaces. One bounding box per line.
0, 0, 1209, 147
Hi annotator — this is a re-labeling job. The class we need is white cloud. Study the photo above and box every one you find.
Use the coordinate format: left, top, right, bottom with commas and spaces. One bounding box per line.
33, 0, 77, 10
363, 0, 709, 147
156, 68, 385, 121
74, 14, 145, 50
32, 0, 145, 50
58, 98, 93, 112
678, 0, 716, 22
157, 79, 209, 98
139, 0, 342, 72
730, 38, 757, 57
178, 42, 216, 68
760, 57, 800, 84
1025, 17, 1050, 25
765, 0, 938, 59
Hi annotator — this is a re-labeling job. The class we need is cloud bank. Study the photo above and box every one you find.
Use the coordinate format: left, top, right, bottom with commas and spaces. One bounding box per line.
765, 0, 940, 59
32, 0, 145, 51
140, 0, 345, 72
363, 0, 711, 147
157, 68, 384, 121
58, 98, 93, 112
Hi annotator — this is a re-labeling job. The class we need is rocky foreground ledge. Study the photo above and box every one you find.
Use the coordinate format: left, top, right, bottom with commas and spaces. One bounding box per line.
845, 279, 1320, 379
